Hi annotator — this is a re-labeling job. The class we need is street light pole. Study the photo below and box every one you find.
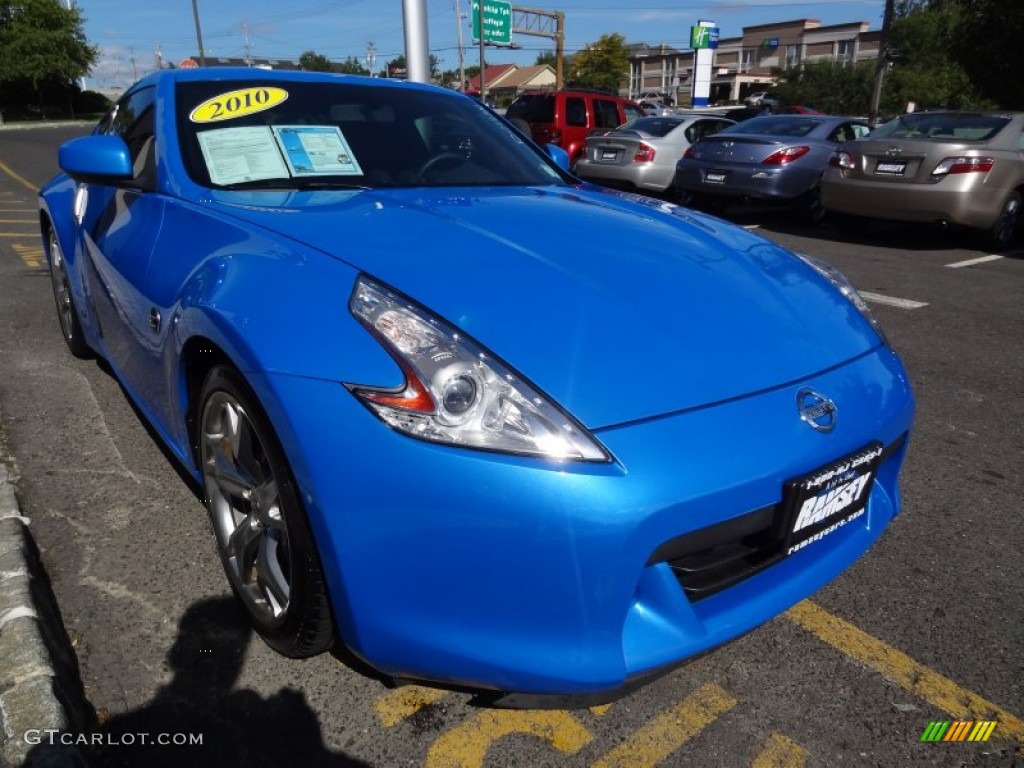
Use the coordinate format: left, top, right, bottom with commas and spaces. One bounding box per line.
192, 0, 206, 66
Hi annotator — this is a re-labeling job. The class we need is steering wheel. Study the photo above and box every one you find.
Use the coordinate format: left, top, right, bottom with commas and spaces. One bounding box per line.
416, 152, 470, 180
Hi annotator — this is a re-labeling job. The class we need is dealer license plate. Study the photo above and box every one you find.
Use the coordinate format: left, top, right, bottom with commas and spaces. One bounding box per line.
601, 150, 618, 160
704, 172, 728, 184
875, 161, 906, 175
782, 443, 883, 555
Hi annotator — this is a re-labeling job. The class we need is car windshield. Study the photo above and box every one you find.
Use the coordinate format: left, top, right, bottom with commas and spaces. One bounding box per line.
870, 113, 1011, 141
721, 116, 824, 137
176, 80, 567, 189
615, 117, 683, 137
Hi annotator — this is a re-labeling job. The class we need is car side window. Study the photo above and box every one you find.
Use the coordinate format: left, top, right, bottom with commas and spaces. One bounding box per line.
828, 123, 857, 144
565, 97, 586, 127
623, 104, 644, 122
105, 87, 157, 190
593, 99, 621, 130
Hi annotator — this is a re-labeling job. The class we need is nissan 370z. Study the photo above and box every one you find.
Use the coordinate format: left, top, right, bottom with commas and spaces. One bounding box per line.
39, 69, 915, 704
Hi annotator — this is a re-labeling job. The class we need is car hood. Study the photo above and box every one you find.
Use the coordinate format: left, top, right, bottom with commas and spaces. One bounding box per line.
207, 185, 879, 428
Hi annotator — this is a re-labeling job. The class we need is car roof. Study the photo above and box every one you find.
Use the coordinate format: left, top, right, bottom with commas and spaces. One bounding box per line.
130, 66, 443, 97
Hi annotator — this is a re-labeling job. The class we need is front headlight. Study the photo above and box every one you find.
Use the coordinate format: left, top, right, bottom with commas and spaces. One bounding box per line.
346, 276, 610, 462
797, 253, 888, 345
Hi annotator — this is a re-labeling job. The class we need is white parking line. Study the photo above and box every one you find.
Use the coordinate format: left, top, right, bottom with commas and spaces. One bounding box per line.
741, 224, 761, 230
945, 254, 1005, 268
859, 291, 928, 310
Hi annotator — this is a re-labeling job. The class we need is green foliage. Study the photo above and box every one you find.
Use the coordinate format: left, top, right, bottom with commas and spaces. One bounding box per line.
567, 33, 629, 92
772, 61, 875, 115
0, 0, 95, 111
335, 56, 369, 76
534, 51, 556, 68
947, 0, 1024, 109
298, 50, 332, 72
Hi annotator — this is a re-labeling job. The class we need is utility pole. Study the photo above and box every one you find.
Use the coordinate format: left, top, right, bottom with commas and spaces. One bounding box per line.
869, 0, 896, 126
365, 42, 377, 76
454, 0, 466, 89
192, 0, 206, 66
243, 22, 253, 66
129, 47, 138, 81
155, 42, 164, 70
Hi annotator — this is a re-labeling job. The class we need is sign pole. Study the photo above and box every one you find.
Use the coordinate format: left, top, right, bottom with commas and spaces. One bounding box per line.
478, 1, 487, 103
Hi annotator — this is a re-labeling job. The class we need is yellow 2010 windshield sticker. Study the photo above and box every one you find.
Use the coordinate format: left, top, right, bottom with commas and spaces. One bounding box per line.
189, 87, 288, 123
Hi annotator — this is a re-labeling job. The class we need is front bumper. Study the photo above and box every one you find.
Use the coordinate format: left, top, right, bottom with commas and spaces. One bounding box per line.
254, 345, 914, 698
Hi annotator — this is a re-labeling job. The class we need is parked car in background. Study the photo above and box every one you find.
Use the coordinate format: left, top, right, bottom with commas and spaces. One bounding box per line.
822, 110, 1024, 250
673, 114, 871, 221
745, 91, 779, 110
40, 66, 914, 702
506, 89, 645, 166
576, 113, 735, 194
639, 101, 674, 116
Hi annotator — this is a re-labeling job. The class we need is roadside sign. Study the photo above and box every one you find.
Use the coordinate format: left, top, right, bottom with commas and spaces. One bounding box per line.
471, 0, 512, 46
690, 25, 719, 50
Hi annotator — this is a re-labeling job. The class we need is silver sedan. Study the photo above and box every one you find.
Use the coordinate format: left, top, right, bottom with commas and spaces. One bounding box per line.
575, 114, 734, 194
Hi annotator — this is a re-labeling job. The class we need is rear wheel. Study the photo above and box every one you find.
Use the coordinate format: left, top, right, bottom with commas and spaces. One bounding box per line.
983, 191, 1021, 252
198, 365, 335, 657
46, 228, 92, 359
794, 183, 826, 224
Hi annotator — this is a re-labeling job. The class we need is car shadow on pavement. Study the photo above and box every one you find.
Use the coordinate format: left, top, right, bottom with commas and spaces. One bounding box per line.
25, 596, 372, 768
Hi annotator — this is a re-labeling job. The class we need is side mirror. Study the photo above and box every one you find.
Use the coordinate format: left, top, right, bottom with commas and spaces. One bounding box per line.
546, 144, 570, 172
58, 135, 133, 184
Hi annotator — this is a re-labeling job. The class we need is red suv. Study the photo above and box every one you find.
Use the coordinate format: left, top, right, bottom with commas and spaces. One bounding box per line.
506, 89, 645, 165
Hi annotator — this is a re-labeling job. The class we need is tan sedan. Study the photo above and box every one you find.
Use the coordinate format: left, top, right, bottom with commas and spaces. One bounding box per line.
821, 111, 1024, 250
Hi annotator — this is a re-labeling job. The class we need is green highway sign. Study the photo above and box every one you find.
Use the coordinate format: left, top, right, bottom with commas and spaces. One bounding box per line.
471, 0, 512, 46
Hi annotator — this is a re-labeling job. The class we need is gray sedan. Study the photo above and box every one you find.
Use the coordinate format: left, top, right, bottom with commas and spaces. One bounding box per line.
822, 111, 1024, 250
673, 115, 870, 221
575, 114, 734, 194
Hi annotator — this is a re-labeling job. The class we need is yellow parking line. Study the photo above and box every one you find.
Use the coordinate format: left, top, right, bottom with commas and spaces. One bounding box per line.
0, 219, 37, 223
589, 704, 613, 717
787, 601, 1024, 745
374, 685, 449, 728
751, 731, 808, 768
11, 243, 45, 269
0, 160, 37, 193
1, 232, 34, 237
425, 710, 592, 768
591, 682, 737, 768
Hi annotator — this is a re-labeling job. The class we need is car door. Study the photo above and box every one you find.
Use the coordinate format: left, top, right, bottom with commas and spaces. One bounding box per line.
78, 86, 168, 400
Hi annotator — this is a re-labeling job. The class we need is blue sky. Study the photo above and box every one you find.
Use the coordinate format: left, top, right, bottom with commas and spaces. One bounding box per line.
80, 0, 886, 89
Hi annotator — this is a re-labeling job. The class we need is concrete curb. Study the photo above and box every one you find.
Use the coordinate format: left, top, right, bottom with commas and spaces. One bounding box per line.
0, 432, 91, 766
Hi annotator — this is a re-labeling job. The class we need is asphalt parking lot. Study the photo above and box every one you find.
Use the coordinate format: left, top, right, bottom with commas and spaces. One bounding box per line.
0, 125, 1021, 767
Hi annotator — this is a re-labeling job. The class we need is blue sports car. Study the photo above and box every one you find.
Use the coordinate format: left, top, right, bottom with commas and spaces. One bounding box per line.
39, 68, 914, 704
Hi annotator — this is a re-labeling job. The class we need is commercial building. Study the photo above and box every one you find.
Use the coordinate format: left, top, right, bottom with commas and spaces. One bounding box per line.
627, 19, 881, 105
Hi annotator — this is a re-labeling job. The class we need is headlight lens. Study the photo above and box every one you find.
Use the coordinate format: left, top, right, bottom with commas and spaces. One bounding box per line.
797, 253, 888, 344
347, 276, 609, 462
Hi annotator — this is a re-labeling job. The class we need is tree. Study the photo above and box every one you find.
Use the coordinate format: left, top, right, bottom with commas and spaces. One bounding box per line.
385, 54, 440, 79
0, 0, 96, 114
535, 50, 556, 68
298, 50, 332, 72
569, 33, 630, 93
946, 0, 1024, 108
335, 56, 369, 75
567, 33, 629, 92
771, 61, 875, 115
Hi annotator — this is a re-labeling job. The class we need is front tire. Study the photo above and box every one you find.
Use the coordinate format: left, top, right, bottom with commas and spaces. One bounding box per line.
46, 228, 92, 359
198, 365, 335, 657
